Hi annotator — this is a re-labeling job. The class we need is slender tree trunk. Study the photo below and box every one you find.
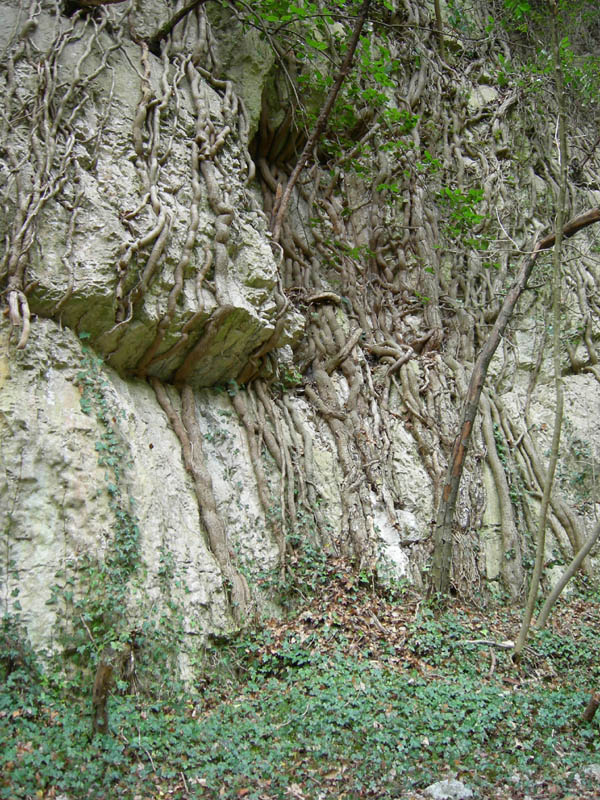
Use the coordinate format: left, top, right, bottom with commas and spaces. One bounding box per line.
431, 242, 544, 593
583, 692, 600, 723
535, 518, 600, 630
513, 0, 567, 662
271, 0, 371, 244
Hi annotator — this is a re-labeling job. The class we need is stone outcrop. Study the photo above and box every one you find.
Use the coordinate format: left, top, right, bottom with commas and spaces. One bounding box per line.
0, 3, 301, 389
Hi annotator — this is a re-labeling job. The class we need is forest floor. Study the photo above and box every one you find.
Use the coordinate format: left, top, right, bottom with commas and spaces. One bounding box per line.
2, 559, 600, 799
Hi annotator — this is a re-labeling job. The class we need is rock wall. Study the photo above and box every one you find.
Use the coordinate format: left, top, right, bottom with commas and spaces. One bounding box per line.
1, 0, 600, 663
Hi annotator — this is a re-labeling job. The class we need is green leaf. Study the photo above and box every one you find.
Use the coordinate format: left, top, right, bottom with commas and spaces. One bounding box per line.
306, 36, 327, 51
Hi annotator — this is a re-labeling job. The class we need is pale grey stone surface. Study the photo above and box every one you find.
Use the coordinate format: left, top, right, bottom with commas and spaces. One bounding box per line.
1, 5, 296, 390
0, 319, 232, 650
583, 763, 600, 780
424, 778, 474, 800
0, 310, 435, 652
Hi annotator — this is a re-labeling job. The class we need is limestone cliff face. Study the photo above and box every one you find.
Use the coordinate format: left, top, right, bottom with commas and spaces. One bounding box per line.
1, 0, 599, 660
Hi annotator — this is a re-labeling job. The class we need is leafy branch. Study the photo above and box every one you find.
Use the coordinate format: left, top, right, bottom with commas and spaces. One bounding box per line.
271, 0, 372, 243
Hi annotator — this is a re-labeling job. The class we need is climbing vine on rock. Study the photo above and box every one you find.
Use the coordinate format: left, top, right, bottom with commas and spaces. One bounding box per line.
3, 0, 600, 630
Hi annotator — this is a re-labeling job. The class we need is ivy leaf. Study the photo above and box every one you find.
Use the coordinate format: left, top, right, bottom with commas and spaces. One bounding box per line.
306, 36, 327, 51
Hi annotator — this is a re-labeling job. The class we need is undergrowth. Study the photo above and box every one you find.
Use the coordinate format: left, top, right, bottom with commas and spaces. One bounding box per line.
2, 570, 600, 799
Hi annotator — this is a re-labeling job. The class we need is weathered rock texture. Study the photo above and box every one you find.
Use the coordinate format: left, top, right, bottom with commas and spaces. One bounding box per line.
1, 0, 599, 663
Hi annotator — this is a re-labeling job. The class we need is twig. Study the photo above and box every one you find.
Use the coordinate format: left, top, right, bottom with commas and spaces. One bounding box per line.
495, 208, 521, 250
458, 638, 515, 650
180, 771, 190, 794
433, 205, 600, 595
488, 648, 497, 678
143, 746, 156, 771
273, 702, 311, 730
80, 614, 96, 644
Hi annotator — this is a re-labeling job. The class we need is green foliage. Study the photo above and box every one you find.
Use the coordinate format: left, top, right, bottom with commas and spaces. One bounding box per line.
260, 508, 331, 607
534, 626, 600, 682
273, 363, 303, 393
0, 616, 39, 688
504, 0, 533, 22
496, 51, 516, 87
493, 423, 508, 466
447, 0, 478, 33
437, 185, 488, 249
498, 0, 600, 107
557, 35, 600, 107
245, 0, 420, 170
406, 608, 474, 668
2, 601, 600, 799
